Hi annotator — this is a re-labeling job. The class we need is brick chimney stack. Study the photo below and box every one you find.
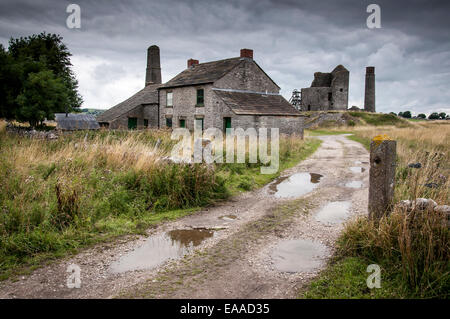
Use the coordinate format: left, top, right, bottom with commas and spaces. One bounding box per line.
145, 45, 162, 86
240, 48, 253, 59
187, 59, 199, 68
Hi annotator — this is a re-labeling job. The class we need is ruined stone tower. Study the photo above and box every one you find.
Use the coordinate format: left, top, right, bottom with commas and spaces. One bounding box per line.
145, 45, 162, 86
364, 66, 375, 112
300, 65, 349, 111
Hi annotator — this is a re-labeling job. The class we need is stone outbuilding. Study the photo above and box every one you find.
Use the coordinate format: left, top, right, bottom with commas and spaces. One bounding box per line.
55, 113, 100, 130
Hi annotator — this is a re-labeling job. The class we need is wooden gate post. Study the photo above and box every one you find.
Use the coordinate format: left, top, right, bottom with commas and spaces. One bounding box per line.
369, 135, 397, 220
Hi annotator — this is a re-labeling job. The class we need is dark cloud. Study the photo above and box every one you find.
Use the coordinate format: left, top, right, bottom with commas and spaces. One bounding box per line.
0, 0, 449, 114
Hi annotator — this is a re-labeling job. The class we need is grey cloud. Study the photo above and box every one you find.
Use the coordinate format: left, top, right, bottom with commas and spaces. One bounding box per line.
0, 0, 449, 113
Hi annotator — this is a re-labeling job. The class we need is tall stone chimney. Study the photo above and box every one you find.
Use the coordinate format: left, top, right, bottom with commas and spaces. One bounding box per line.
145, 45, 162, 86
364, 66, 375, 112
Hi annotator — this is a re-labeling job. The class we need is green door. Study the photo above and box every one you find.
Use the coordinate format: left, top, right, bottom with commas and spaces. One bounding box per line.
128, 117, 137, 130
224, 117, 231, 130
179, 119, 186, 128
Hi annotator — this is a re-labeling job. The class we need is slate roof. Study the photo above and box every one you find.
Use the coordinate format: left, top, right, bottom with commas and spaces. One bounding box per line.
55, 113, 100, 130
213, 90, 302, 116
160, 57, 247, 89
96, 84, 161, 123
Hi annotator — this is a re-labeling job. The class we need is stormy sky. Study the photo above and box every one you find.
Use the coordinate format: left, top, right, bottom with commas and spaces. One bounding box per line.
1, 0, 449, 115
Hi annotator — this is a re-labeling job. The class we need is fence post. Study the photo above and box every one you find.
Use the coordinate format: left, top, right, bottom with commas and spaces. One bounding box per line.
368, 136, 397, 220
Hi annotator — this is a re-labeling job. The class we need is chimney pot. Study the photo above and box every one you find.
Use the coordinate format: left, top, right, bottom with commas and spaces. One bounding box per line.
187, 59, 199, 68
240, 48, 253, 59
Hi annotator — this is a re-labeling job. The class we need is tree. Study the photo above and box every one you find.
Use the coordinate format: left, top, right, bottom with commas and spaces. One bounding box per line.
398, 112, 403, 117
417, 113, 426, 119
0, 32, 82, 126
428, 112, 439, 120
438, 112, 446, 119
16, 70, 71, 127
400, 111, 412, 118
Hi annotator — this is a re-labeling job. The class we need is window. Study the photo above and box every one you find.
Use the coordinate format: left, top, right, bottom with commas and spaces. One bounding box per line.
166, 117, 172, 128
195, 118, 204, 131
144, 119, 149, 128
339, 88, 343, 92
166, 92, 173, 107
179, 119, 186, 128
223, 117, 231, 131
328, 92, 332, 101
128, 117, 137, 130
196, 89, 204, 106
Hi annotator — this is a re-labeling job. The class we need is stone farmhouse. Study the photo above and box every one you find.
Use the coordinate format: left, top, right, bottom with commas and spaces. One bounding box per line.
97, 46, 303, 135
300, 65, 349, 111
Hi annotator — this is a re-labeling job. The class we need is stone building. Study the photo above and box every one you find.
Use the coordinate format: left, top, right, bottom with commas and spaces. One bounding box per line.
159, 49, 302, 135
98, 46, 303, 135
300, 65, 349, 111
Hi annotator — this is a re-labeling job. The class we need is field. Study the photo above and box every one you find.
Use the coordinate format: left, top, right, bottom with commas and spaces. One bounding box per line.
0, 120, 320, 279
303, 120, 450, 298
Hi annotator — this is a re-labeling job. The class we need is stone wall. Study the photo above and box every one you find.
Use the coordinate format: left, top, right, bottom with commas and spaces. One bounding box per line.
109, 104, 159, 129
301, 87, 331, 111
214, 59, 280, 93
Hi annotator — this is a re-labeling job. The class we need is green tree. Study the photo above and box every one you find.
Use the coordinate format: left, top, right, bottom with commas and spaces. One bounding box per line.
400, 111, 412, 118
1, 32, 82, 126
428, 112, 439, 120
16, 70, 71, 127
398, 112, 403, 117
438, 112, 446, 119
417, 113, 426, 119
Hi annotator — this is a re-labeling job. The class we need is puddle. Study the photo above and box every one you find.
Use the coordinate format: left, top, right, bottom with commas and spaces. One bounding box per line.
269, 173, 322, 198
271, 239, 329, 273
219, 215, 237, 221
345, 181, 363, 188
110, 229, 214, 273
349, 167, 365, 173
314, 201, 352, 224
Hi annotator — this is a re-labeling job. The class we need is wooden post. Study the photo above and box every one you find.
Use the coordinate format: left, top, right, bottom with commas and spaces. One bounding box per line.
369, 136, 396, 220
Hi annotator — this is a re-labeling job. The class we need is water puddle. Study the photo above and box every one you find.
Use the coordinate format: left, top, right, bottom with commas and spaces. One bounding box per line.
269, 173, 323, 198
345, 181, 363, 188
271, 239, 329, 273
110, 229, 214, 273
314, 201, 352, 224
219, 215, 237, 221
349, 167, 365, 173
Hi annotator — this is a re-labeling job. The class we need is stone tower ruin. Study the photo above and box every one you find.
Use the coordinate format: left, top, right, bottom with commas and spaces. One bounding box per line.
145, 45, 162, 86
300, 65, 349, 111
364, 66, 375, 112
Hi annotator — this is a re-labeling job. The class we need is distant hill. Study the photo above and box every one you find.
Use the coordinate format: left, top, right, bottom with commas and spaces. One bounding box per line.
79, 108, 105, 116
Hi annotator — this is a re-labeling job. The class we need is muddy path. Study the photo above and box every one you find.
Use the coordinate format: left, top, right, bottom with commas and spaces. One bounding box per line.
0, 134, 369, 299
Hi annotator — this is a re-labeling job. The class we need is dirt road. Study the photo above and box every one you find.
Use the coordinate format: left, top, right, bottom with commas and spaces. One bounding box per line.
0, 134, 369, 298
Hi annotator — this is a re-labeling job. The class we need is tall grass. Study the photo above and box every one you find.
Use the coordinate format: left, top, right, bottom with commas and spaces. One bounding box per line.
0, 121, 316, 278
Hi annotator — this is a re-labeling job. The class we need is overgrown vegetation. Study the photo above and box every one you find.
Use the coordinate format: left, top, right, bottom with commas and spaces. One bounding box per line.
0, 123, 319, 279
304, 121, 450, 298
